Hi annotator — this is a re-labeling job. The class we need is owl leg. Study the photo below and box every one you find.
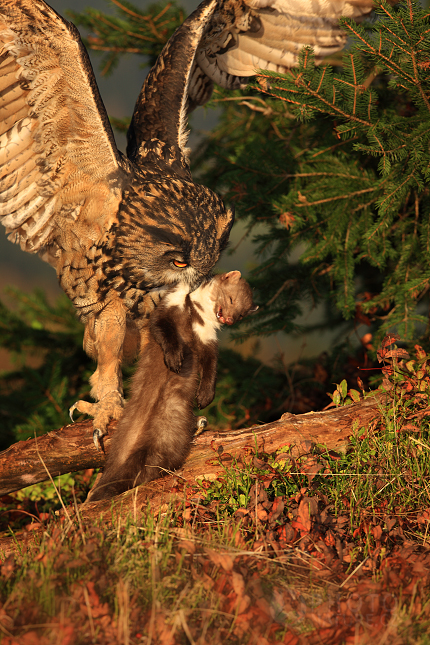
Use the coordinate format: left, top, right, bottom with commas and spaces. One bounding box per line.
69, 304, 126, 448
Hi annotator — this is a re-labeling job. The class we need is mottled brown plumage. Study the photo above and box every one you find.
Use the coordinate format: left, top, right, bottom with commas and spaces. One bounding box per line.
0, 0, 234, 435
193, 0, 374, 98
0, 0, 374, 435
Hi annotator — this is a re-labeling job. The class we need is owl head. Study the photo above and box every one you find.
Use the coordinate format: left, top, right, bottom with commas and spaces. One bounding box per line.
112, 173, 234, 294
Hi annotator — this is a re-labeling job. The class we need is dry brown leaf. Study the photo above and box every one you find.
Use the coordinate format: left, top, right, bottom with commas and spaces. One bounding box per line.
294, 499, 312, 532
204, 548, 234, 571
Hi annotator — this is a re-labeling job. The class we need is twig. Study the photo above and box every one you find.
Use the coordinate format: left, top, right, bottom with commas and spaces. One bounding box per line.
34, 433, 72, 525
339, 557, 369, 588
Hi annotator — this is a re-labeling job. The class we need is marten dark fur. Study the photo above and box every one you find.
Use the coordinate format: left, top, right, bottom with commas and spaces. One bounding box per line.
88, 271, 257, 501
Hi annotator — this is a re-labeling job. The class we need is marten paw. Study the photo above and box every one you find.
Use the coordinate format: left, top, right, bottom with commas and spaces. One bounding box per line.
69, 391, 124, 450
196, 386, 215, 410
163, 347, 184, 373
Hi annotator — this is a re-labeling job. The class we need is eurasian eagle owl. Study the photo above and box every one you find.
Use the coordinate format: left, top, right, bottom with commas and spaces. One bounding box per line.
0, 0, 373, 444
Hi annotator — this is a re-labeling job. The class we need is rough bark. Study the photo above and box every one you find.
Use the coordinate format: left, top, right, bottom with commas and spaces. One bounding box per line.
0, 420, 112, 496
0, 392, 383, 497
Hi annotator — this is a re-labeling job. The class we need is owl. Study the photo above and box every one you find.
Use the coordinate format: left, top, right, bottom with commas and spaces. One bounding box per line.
0, 0, 373, 444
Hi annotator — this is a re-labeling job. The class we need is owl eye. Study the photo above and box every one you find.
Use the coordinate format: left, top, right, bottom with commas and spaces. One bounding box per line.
172, 260, 188, 268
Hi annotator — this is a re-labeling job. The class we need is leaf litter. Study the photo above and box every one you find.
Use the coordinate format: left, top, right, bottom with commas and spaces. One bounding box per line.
0, 336, 430, 643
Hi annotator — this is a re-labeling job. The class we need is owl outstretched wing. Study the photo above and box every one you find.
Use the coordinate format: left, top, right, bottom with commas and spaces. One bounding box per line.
126, 0, 219, 176
0, 0, 125, 261
186, 0, 374, 106
128, 0, 374, 157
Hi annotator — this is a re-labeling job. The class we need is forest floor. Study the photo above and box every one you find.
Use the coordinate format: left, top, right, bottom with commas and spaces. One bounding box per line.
0, 336, 429, 644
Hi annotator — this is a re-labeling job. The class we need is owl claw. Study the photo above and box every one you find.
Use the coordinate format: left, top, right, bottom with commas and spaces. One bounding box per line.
69, 403, 78, 423
195, 416, 208, 437
93, 428, 104, 451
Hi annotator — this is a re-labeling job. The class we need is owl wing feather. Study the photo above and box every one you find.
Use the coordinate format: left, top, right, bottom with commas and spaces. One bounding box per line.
129, 0, 373, 165
0, 0, 125, 262
189, 0, 374, 103
126, 0, 218, 176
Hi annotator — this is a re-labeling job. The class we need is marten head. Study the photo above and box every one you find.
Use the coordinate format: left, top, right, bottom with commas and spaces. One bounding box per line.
212, 271, 258, 325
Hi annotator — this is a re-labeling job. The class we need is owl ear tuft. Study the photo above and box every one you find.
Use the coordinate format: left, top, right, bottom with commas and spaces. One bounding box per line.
217, 206, 235, 251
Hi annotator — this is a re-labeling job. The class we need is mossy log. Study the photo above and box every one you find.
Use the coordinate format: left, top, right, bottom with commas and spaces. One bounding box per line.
0, 393, 383, 498
0, 393, 384, 556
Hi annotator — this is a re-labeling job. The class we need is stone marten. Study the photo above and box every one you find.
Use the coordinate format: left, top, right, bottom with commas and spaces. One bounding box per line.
88, 271, 257, 501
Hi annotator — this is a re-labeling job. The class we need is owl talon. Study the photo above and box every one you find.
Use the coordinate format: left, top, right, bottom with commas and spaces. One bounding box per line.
195, 416, 208, 437
69, 403, 78, 423
66, 393, 124, 444
93, 428, 105, 451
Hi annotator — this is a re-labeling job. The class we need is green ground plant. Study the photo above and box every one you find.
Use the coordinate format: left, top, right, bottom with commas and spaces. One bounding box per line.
196, 335, 430, 537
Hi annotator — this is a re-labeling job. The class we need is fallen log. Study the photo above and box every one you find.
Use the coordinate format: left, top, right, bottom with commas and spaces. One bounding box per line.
0, 392, 384, 556
0, 392, 383, 498
0, 420, 112, 496
79, 391, 384, 524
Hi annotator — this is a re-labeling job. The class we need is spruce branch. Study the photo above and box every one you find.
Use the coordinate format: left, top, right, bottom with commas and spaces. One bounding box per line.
257, 72, 372, 127
194, 0, 430, 342
294, 186, 379, 208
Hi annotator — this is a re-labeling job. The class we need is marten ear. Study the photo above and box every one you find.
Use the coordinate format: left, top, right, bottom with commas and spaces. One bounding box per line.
221, 270, 241, 283
249, 304, 259, 313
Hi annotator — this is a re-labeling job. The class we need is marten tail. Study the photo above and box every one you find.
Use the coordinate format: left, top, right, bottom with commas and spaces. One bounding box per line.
88, 448, 179, 501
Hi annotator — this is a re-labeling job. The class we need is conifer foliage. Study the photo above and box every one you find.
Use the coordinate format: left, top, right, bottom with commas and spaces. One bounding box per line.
200, 0, 430, 342
69, 0, 184, 74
